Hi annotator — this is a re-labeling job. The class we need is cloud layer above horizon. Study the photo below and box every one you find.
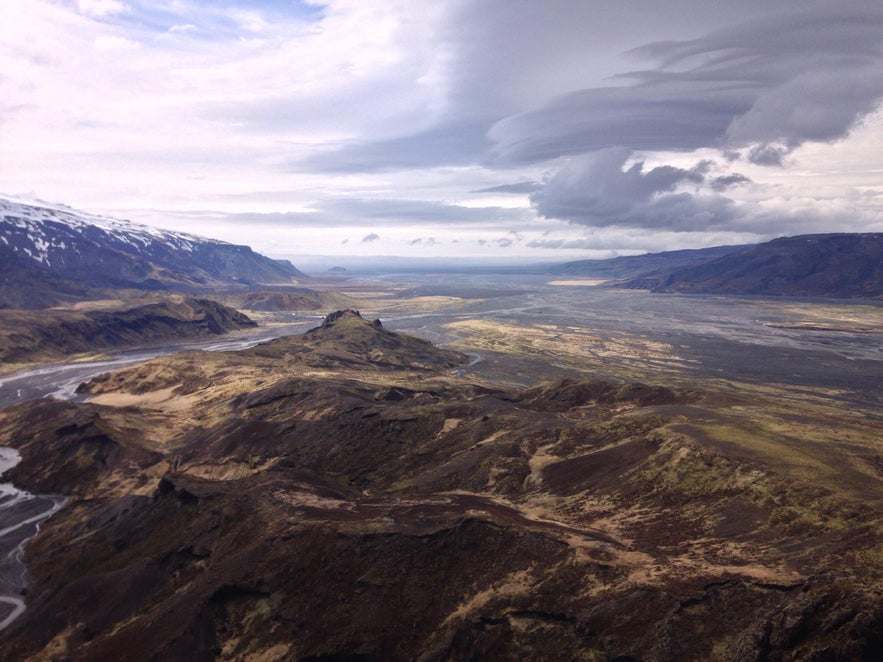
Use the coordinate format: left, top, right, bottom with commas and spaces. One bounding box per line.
1, 0, 882, 261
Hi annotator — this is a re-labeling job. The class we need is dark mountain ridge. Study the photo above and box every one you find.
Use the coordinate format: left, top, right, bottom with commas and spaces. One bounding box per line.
555, 232, 882, 299
0, 197, 305, 308
552, 244, 750, 279
0, 297, 256, 364
640, 233, 883, 298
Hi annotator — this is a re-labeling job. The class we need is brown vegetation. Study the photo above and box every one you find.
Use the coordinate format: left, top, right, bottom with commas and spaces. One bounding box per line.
0, 310, 880, 660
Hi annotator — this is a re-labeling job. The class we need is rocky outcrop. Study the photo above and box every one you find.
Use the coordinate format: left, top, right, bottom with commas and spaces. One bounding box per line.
245, 309, 468, 371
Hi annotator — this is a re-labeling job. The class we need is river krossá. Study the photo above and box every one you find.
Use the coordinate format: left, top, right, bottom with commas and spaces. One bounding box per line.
0, 446, 66, 631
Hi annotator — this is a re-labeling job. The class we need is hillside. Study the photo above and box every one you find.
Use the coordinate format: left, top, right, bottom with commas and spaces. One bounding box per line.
627, 233, 883, 298
0, 197, 305, 307
206, 287, 357, 313
244, 308, 468, 371
0, 311, 880, 660
0, 297, 256, 365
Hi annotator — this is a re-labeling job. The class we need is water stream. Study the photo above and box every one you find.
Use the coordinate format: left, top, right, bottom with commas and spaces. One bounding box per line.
0, 448, 65, 631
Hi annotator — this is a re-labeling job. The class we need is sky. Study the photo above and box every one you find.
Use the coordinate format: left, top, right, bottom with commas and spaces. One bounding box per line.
2, 0, 883, 267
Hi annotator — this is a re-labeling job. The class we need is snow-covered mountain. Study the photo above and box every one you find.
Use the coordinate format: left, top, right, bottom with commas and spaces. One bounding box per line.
0, 197, 304, 308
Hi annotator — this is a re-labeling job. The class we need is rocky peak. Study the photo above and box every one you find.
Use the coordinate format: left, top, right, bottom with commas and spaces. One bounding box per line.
248, 309, 466, 371
320, 309, 383, 329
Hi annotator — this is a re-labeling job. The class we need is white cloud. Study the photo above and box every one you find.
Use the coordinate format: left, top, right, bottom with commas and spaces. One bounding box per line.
77, 0, 128, 17
94, 35, 140, 50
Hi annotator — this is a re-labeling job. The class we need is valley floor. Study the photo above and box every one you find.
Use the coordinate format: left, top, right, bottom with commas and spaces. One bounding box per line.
0, 276, 881, 660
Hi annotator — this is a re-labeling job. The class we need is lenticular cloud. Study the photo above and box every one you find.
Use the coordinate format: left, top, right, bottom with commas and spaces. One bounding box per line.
488, 9, 883, 165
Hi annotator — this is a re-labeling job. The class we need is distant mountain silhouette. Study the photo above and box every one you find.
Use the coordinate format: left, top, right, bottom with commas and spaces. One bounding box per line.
552, 244, 749, 279
633, 233, 882, 298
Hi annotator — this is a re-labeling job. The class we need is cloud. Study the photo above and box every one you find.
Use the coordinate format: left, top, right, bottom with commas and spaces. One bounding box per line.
221, 197, 529, 229
361, 233, 380, 243
531, 148, 712, 221
489, 87, 744, 164
169, 24, 198, 34
710, 174, 751, 191
500, 8, 883, 239
472, 181, 542, 194
528, 145, 882, 236
3, 1, 883, 258
299, 121, 493, 172
77, 0, 127, 18
746, 143, 790, 166
530, 148, 739, 231
94, 35, 139, 51
409, 237, 438, 246
488, 9, 883, 166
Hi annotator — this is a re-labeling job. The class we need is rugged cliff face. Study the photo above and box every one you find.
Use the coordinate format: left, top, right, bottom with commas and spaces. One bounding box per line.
0, 313, 880, 660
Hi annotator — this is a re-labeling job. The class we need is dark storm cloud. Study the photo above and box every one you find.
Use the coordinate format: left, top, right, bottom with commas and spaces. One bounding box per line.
746, 144, 789, 167
710, 174, 751, 191
513, 7, 883, 235
279, 3, 882, 185
472, 182, 543, 194
299, 120, 492, 173
530, 148, 738, 231
531, 148, 710, 218
489, 88, 746, 163
528, 147, 860, 235
489, 9, 883, 165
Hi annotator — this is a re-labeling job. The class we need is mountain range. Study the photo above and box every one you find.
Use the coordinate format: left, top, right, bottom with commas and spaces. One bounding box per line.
3, 197, 881, 304
0, 197, 304, 308
557, 233, 883, 299
635, 233, 883, 298
1, 196, 881, 659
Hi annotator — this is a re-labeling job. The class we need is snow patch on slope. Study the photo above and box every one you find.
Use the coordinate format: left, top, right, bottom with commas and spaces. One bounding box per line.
0, 195, 222, 266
